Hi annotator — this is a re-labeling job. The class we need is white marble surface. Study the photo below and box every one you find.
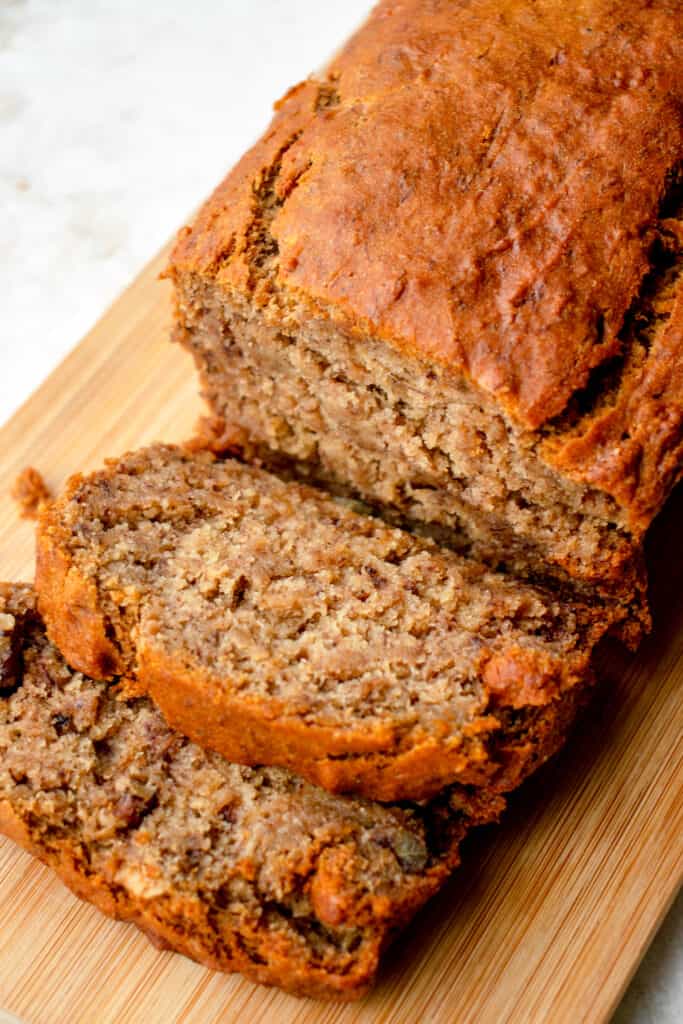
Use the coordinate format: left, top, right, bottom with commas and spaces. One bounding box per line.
1, 2, 681, 1021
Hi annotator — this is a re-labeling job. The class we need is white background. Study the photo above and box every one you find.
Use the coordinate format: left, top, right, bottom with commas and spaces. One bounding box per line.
1, 2, 681, 1020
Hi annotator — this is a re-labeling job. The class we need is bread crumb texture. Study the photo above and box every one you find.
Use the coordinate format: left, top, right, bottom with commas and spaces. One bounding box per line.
0, 583, 501, 1000
37, 445, 611, 800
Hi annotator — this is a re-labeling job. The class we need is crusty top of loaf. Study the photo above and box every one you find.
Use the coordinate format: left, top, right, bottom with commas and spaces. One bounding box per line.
170, 0, 682, 436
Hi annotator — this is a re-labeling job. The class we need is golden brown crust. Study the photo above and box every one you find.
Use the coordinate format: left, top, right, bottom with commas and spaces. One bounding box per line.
0, 798, 35, 850
139, 645, 494, 801
139, 643, 591, 801
168, 0, 683, 532
547, 284, 683, 533
36, 508, 122, 679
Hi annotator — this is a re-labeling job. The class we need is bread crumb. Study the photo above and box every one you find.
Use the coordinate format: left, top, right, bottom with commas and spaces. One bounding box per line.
184, 415, 250, 456
12, 467, 52, 520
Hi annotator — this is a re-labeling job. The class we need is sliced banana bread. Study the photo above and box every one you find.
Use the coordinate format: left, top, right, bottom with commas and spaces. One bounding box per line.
37, 444, 611, 802
0, 583, 502, 1000
168, 0, 683, 636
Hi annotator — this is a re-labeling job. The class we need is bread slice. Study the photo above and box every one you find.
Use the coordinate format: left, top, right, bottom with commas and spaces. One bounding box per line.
168, 0, 683, 639
0, 583, 502, 1000
37, 444, 610, 802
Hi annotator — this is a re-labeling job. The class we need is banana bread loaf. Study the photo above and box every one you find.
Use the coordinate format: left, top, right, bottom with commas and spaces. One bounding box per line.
168, 0, 683, 637
36, 444, 611, 801
0, 583, 504, 1000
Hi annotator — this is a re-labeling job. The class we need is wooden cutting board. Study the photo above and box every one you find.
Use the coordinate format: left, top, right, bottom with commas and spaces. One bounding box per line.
0, 248, 681, 1024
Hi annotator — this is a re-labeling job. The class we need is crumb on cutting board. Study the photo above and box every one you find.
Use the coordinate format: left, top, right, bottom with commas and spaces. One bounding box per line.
12, 467, 52, 519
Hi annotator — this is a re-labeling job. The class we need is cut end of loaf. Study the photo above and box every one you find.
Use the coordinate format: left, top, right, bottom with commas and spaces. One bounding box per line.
166, 0, 683, 640
170, 274, 652, 641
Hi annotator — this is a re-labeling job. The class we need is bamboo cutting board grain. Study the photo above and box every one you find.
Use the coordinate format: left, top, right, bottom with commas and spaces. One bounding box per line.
0, 248, 681, 1024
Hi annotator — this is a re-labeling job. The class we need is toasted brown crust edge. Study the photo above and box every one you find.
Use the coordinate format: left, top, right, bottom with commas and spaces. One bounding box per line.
36, 505, 122, 680
140, 644, 591, 801
140, 644, 497, 801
